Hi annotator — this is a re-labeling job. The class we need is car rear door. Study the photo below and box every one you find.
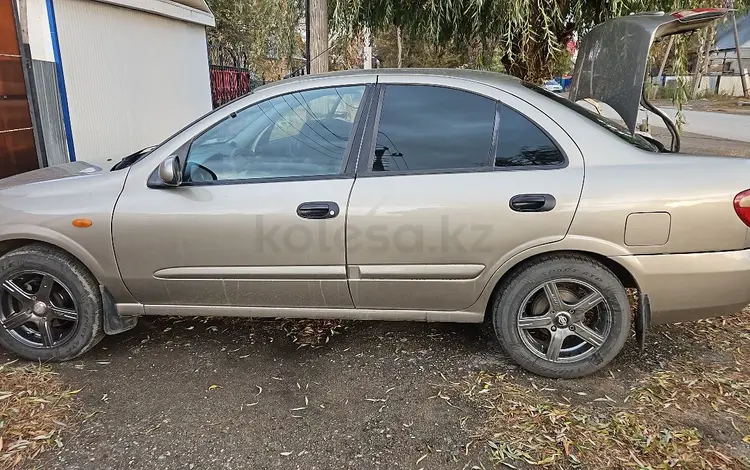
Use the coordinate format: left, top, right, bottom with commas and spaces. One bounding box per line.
345, 74, 584, 314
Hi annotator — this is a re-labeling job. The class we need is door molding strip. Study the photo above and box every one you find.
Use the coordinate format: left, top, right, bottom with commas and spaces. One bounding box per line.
349, 264, 485, 280
153, 265, 347, 280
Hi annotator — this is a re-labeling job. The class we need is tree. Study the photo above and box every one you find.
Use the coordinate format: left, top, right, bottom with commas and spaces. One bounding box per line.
373, 27, 489, 69
205, 0, 303, 80
330, 0, 749, 82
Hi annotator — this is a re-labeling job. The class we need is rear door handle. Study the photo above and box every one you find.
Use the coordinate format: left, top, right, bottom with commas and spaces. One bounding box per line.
296, 201, 340, 219
509, 194, 556, 212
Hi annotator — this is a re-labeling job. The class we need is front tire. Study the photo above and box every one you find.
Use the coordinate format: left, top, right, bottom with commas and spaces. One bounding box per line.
492, 254, 630, 378
0, 244, 104, 361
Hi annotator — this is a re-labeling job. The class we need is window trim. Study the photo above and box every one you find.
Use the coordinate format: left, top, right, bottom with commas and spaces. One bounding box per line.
492, 102, 569, 171
149, 84, 375, 188
356, 83, 568, 178
489, 101, 502, 167
357, 83, 498, 178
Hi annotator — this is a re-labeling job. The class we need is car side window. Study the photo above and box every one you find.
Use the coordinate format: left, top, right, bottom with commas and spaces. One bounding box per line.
370, 85, 495, 172
494, 104, 565, 167
184, 85, 365, 182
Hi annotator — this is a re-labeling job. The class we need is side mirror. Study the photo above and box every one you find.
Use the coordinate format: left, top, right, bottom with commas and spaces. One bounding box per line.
158, 156, 182, 186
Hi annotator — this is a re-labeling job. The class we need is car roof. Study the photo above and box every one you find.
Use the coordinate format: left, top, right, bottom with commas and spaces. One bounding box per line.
255, 68, 525, 93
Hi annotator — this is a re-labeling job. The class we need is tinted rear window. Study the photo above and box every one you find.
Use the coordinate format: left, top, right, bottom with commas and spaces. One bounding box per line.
495, 105, 565, 167
370, 85, 495, 172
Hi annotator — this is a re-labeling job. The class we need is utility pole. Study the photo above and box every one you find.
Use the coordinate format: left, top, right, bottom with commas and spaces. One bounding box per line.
305, 0, 311, 75
701, 26, 713, 92
309, 0, 328, 74
363, 27, 372, 69
396, 27, 402, 68
732, 11, 749, 97
657, 36, 674, 86
691, 28, 711, 98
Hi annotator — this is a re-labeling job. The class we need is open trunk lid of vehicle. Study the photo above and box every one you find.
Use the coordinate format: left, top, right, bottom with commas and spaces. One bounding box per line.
569, 8, 730, 135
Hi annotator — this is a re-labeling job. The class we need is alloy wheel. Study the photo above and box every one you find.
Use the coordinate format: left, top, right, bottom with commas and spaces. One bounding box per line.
516, 278, 611, 363
0, 271, 79, 348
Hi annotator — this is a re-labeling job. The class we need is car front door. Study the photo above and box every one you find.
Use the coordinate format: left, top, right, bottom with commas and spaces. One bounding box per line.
345, 75, 584, 315
112, 80, 374, 313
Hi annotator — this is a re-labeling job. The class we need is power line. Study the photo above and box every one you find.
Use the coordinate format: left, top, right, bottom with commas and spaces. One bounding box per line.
263, 99, 343, 159
377, 131, 409, 170
279, 95, 347, 150
255, 102, 341, 162
293, 93, 350, 141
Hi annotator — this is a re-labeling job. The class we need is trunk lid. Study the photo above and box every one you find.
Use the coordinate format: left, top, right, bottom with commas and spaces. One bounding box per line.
569, 8, 730, 134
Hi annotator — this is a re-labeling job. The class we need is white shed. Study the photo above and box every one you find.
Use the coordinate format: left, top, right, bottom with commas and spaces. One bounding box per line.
21, 0, 215, 168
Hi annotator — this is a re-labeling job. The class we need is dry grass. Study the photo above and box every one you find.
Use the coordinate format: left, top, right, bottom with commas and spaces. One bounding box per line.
0, 362, 79, 469
460, 312, 750, 469
158, 316, 347, 348
281, 319, 346, 347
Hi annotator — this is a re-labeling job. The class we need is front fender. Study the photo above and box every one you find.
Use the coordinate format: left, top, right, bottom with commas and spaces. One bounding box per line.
0, 225, 135, 303
0, 224, 106, 281
0, 168, 136, 303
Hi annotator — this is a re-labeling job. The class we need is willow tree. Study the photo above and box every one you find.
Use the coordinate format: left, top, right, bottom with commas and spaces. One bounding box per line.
330, 0, 748, 82
206, 0, 302, 80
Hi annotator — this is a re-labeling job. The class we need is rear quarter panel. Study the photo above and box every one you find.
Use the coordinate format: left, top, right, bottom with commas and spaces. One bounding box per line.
569, 150, 750, 254
511, 86, 750, 255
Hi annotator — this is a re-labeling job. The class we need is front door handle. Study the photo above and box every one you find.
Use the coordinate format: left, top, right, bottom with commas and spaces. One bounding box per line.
509, 194, 556, 212
296, 201, 340, 219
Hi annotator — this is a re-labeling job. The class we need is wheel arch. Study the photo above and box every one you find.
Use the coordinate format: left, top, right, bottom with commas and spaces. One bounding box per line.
0, 234, 107, 284
0, 237, 138, 335
484, 249, 640, 318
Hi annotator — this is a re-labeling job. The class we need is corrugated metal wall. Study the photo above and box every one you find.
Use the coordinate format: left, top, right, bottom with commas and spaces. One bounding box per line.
53, 0, 212, 167
31, 59, 69, 165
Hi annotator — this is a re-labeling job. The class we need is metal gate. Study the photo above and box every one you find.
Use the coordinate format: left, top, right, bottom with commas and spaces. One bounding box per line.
208, 46, 264, 108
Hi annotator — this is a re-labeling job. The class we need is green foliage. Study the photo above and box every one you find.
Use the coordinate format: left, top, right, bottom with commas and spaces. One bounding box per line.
205, 0, 302, 79
672, 34, 690, 131
373, 27, 489, 69
330, 0, 750, 82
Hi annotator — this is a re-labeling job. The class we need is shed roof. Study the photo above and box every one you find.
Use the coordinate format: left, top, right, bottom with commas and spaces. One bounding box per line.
715, 13, 750, 51
95, 0, 215, 27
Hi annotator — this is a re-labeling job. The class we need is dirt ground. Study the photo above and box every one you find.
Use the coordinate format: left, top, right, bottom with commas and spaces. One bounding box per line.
16, 312, 750, 470
652, 97, 750, 116
651, 128, 750, 157
3, 134, 750, 470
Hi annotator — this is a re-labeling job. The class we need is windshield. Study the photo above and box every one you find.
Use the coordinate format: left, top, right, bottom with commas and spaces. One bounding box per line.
523, 83, 658, 153
197, 86, 358, 148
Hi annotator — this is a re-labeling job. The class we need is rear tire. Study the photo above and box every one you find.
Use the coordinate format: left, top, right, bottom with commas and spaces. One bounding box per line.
0, 244, 104, 361
492, 254, 630, 378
